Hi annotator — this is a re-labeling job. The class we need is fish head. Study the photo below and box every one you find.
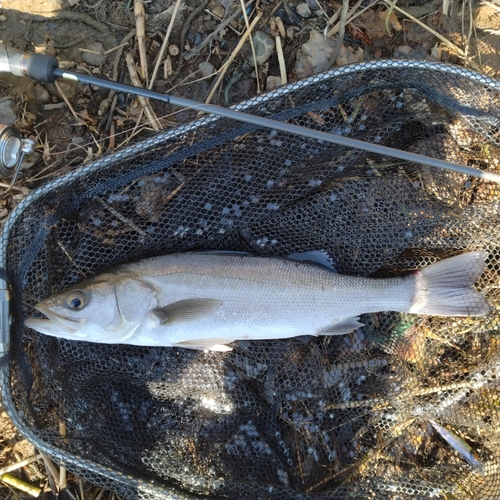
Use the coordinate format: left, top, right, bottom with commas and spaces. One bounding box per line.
25, 272, 157, 343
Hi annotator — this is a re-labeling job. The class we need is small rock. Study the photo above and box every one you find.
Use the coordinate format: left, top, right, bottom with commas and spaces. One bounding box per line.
266, 76, 282, 91
0, 14, 7, 22
296, 3, 312, 18
198, 61, 215, 78
306, 0, 321, 10
395, 45, 412, 56
212, 3, 225, 18
0, 98, 16, 125
56, 80, 78, 101
34, 84, 50, 104
359, 9, 401, 39
82, 42, 106, 67
394, 45, 429, 60
252, 31, 275, 65
335, 44, 364, 67
293, 31, 333, 79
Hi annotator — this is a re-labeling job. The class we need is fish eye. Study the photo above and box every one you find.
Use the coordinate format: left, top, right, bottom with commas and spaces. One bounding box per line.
65, 290, 88, 310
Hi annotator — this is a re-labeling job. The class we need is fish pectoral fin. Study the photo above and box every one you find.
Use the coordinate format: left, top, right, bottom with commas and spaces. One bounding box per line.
153, 298, 223, 325
322, 317, 363, 335
174, 339, 233, 351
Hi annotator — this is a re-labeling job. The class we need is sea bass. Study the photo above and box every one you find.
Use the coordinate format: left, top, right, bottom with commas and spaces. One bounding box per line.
25, 251, 490, 351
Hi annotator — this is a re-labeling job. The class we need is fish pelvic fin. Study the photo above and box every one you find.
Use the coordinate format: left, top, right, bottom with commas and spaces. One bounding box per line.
410, 251, 490, 317
174, 339, 233, 351
321, 317, 363, 335
153, 299, 223, 325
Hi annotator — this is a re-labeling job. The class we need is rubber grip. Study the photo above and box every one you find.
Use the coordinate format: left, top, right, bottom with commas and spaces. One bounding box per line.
25, 52, 58, 83
0, 44, 58, 82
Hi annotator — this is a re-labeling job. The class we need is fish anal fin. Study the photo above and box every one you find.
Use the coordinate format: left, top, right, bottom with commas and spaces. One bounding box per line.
322, 317, 363, 335
175, 339, 233, 351
153, 298, 223, 325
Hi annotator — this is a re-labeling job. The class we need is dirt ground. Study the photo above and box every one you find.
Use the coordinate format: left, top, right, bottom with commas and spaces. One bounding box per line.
0, 0, 499, 498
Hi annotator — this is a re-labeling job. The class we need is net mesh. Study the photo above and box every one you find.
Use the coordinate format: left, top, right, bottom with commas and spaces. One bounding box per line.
3, 60, 500, 499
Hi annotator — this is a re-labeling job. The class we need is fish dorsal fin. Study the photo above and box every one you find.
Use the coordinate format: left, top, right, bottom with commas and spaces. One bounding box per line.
174, 339, 233, 351
322, 317, 363, 335
288, 250, 337, 272
153, 299, 223, 325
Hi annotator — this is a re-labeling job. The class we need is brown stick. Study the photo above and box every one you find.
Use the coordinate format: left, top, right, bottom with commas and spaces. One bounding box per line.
205, 12, 262, 104
125, 52, 162, 131
149, 0, 183, 89
134, 1, 149, 85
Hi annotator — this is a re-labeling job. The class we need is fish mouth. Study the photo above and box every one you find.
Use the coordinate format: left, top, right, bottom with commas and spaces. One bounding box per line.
25, 305, 85, 338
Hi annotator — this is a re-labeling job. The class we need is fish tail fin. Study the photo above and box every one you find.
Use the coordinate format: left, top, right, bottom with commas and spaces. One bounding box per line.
409, 251, 490, 317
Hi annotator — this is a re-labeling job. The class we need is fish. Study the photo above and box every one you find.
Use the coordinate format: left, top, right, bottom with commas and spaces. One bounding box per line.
428, 419, 484, 475
24, 251, 490, 351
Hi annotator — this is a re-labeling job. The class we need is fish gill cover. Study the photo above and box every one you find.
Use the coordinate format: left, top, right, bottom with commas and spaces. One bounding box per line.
3, 61, 500, 499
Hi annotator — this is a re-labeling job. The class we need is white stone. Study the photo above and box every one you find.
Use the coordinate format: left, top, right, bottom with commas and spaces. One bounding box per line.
82, 42, 105, 67
296, 3, 311, 18
197, 61, 215, 78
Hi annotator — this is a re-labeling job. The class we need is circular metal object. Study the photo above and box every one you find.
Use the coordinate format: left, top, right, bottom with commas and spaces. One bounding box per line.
0, 124, 23, 177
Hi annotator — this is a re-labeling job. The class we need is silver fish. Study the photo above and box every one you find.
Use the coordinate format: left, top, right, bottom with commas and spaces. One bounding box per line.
25, 251, 490, 351
429, 419, 484, 475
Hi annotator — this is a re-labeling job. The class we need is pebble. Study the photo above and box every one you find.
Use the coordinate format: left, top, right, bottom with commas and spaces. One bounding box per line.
0, 98, 16, 125
82, 42, 105, 67
293, 31, 333, 79
335, 44, 364, 67
296, 3, 312, 18
252, 31, 275, 65
34, 84, 50, 105
396, 45, 413, 56
0, 14, 7, 22
266, 76, 282, 91
198, 61, 215, 78
56, 80, 77, 101
211, 3, 225, 18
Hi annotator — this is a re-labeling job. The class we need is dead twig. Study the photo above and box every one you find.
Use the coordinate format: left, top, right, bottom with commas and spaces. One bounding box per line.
328, 0, 349, 68
135, 1, 149, 85
149, 0, 183, 89
0, 454, 43, 476
275, 36, 287, 85
327, 0, 376, 37
171, 0, 211, 82
182, 0, 252, 62
125, 52, 163, 132
59, 420, 67, 490
0, 474, 41, 498
97, 197, 147, 238
22, 10, 110, 34
382, 0, 483, 72
41, 452, 59, 496
54, 81, 82, 124
205, 11, 262, 104
240, 0, 260, 94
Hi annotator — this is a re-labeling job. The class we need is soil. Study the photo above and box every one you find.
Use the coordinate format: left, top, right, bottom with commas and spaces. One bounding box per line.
0, 0, 499, 498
